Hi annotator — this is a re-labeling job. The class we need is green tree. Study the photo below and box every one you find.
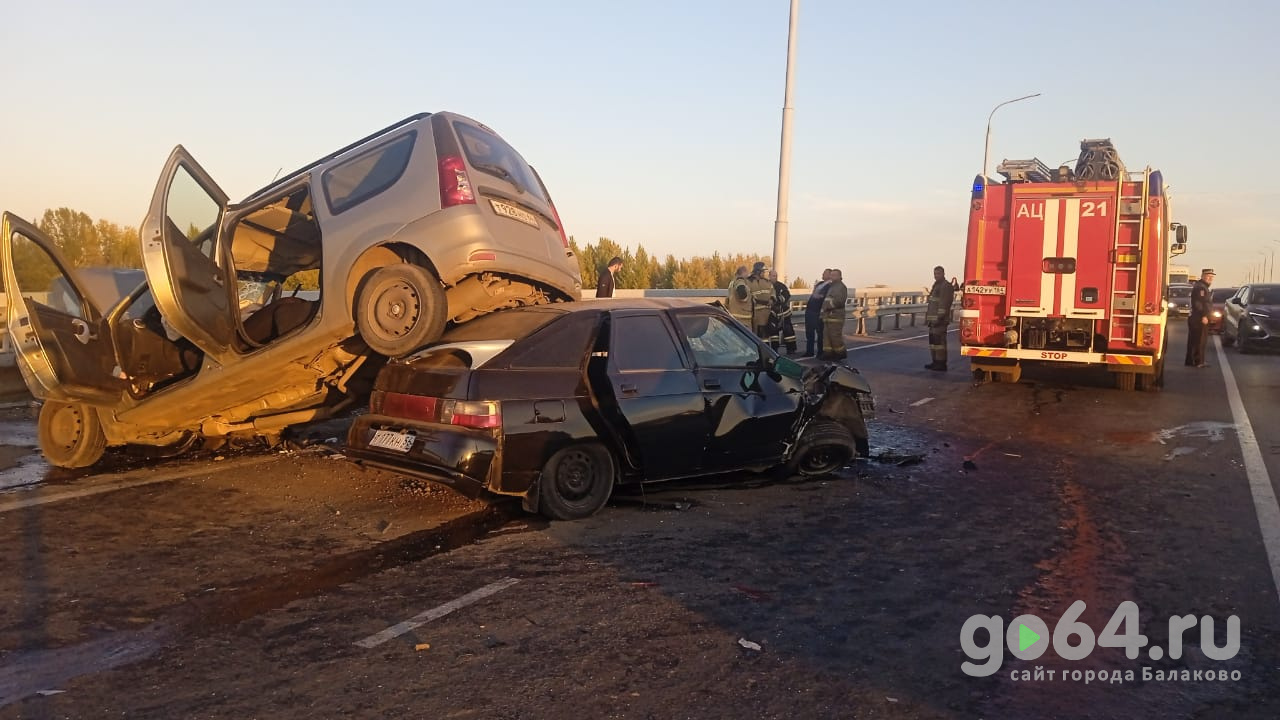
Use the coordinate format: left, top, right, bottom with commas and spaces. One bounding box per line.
789, 276, 810, 289
38, 208, 102, 268
97, 220, 142, 268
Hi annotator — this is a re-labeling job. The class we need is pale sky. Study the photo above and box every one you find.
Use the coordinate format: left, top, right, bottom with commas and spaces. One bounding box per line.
3, 0, 1277, 289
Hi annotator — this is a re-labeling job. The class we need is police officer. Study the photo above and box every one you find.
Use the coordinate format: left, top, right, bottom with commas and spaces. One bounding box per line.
1185, 268, 1215, 368
820, 269, 849, 360
767, 269, 797, 354
726, 266, 753, 328
925, 265, 959, 371
804, 269, 832, 357
746, 262, 777, 338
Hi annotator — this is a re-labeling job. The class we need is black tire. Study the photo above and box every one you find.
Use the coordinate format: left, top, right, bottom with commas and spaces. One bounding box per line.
355, 263, 448, 358
1136, 368, 1157, 391
1221, 327, 1235, 347
38, 401, 107, 468
538, 443, 616, 520
790, 419, 856, 476
1115, 371, 1136, 391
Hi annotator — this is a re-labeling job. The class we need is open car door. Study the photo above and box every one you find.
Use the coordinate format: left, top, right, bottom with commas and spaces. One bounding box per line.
1, 213, 126, 404
140, 146, 236, 362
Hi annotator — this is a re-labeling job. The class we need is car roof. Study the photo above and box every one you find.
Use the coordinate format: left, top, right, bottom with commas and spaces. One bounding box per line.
436, 298, 721, 344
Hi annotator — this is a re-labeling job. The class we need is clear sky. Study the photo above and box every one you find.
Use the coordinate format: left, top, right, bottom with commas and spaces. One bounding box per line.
3, 0, 1277, 290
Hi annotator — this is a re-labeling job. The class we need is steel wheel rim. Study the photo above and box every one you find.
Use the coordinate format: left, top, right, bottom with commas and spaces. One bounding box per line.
48, 403, 86, 452
800, 445, 844, 475
555, 449, 598, 501
372, 280, 422, 340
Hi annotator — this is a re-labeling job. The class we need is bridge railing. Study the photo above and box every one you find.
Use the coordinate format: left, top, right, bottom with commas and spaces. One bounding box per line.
591, 286, 944, 335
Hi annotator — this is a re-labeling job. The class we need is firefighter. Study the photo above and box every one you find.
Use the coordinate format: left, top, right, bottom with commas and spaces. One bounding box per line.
726, 266, 753, 328
746, 262, 777, 338
804, 269, 833, 357
925, 265, 959, 371
767, 270, 797, 354
1185, 268, 1215, 368
820, 269, 848, 360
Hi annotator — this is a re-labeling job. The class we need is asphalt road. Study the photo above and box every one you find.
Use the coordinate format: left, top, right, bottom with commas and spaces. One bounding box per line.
0, 322, 1277, 719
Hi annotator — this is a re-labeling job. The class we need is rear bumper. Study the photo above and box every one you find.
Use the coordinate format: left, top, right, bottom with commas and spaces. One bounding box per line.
961, 346, 1157, 366
344, 414, 498, 498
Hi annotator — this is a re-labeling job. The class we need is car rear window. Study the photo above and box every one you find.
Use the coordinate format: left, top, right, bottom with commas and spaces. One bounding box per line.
495, 312, 600, 369
453, 122, 549, 203
440, 307, 566, 344
322, 132, 415, 214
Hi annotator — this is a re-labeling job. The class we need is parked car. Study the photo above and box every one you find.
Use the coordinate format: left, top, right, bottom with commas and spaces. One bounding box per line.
1, 112, 582, 468
344, 299, 875, 520
1166, 283, 1193, 317
1208, 286, 1238, 333
1222, 284, 1280, 353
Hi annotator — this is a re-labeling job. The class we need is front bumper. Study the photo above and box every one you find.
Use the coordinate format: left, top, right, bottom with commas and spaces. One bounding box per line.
1239, 318, 1280, 351
345, 414, 498, 498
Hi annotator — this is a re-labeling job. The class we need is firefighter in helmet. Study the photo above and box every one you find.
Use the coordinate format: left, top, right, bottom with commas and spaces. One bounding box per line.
745, 262, 777, 338
820, 269, 849, 360
726, 266, 753, 328
767, 269, 797, 354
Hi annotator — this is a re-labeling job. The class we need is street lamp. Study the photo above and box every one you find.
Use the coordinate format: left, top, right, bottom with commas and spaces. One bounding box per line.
771, 0, 800, 283
982, 93, 1042, 183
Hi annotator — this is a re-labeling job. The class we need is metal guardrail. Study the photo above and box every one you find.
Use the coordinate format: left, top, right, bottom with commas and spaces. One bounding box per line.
596, 287, 944, 336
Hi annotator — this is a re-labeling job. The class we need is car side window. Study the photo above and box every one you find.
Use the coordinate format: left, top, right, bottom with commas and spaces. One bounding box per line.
610, 315, 685, 371
322, 132, 416, 215
9, 231, 86, 319
676, 314, 761, 368
166, 166, 222, 259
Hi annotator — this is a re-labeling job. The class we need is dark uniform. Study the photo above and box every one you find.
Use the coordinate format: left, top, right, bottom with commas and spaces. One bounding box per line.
768, 280, 797, 354
595, 266, 615, 298
804, 279, 830, 357
1185, 274, 1213, 367
926, 277, 958, 370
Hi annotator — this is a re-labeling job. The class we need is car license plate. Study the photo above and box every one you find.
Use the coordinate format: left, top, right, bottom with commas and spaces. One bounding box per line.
489, 199, 539, 228
964, 284, 1006, 295
368, 429, 415, 453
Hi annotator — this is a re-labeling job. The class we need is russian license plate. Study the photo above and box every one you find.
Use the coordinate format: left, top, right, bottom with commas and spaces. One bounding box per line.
489, 199, 539, 228
368, 429, 415, 453
964, 284, 1006, 295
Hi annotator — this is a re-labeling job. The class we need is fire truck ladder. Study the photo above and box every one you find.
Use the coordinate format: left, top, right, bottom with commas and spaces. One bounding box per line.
1108, 167, 1151, 344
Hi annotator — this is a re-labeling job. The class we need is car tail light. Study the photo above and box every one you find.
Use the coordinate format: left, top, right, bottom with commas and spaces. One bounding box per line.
438, 155, 475, 207
1140, 324, 1156, 347
441, 399, 501, 428
546, 198, 570, 249
373, 391, 501, 429
961, 318, 977, 339
962, 295, 976, 309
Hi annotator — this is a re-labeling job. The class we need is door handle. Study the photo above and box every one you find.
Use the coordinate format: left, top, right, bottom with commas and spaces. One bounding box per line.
702, 379, 721, 390
619, 383, 638, 394
70, 318, 96, 344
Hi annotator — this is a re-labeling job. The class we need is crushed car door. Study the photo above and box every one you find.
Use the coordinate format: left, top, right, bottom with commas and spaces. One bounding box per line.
673, 311, 801, 469
140, 145, 236, 362
0, 213, 126, 404
605, 311, 710, 480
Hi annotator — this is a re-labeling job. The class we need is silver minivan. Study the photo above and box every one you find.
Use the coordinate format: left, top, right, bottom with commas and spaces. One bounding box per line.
2, 111, 582, 467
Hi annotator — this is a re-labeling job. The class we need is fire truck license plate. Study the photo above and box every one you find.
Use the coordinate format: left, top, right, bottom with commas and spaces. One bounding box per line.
964, 284, 1006, 295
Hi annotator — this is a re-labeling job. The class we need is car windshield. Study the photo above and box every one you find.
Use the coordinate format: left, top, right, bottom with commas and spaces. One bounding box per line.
1168, 286, 1192, 298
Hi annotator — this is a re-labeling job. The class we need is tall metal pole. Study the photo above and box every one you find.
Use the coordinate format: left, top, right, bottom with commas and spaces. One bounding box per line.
772, 0, 799, 283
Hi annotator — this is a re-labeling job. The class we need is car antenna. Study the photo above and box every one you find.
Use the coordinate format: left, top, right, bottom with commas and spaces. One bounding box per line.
271, 167, 283, 182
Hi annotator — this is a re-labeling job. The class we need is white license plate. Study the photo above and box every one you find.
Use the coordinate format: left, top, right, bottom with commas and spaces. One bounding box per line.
964, 284, 1006, 295
368, 429, 415, 453
489, 199, 539, 228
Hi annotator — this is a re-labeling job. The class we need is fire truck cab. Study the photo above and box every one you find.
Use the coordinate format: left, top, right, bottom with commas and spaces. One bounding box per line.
960, 139, 1189, 390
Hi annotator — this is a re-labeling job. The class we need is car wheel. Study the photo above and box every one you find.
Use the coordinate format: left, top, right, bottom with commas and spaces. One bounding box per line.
1221, 327, 1235, 347
538, 443, 616, 520
356, 263, 448, 358
38, 401, 107, 469
790, 419, 856, 476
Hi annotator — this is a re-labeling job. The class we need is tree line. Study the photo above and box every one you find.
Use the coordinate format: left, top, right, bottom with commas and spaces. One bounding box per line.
572, 237, 810, 291
9, 207, 808, 292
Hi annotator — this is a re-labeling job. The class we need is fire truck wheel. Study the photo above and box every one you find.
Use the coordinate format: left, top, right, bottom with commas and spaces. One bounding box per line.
1136, 371, 1156, 391
972, 369, 990, 383
1114, 371, 1137, 391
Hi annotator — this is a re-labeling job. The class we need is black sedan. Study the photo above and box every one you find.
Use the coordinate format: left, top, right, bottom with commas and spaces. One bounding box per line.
344, 299, 875, 520
1222, 284, 1280, 352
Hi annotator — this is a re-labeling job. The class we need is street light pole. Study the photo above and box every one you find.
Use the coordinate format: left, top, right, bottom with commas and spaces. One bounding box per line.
772, 0, 799, 283
982, 93, 1042, 183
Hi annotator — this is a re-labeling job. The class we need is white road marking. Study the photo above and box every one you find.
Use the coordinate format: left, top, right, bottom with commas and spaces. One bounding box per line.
1215, 337, 1280, 606
354, 577, 520, 649
0, 454, 279, 514
848, 327, 957, 351
910, 397, 935, 407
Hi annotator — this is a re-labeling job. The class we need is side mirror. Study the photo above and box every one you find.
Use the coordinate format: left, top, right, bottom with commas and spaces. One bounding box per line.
1232, 297, 1244, 306
1170, 223, 1188, 255
1170, 242, 1187, 256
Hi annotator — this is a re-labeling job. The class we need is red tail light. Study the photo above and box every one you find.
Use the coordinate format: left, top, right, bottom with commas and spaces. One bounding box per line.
961, 318, 977, 339
438, 155, 475, 207
372, 391, 500, 429
547, 199, 570, 249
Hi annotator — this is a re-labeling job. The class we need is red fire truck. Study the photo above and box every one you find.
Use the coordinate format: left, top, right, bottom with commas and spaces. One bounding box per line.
960, 139, 1189, 390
